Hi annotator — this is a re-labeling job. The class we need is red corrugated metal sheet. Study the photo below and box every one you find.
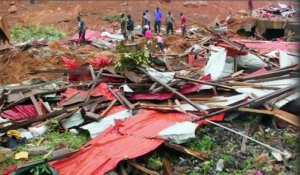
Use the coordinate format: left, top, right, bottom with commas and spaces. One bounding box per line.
103, 105, 127, 117
88, 57, 112, 69
216, 42, 248, 57
119, 110, 194, 138
129, 91, 173, 100
231, 39, 300, 52
0, 103, 42, 121
61, 83, 115, 101
129, 75, 211, 100
48, 110, 224, 175
179, 74, 211, 94
51, 126, 163, 175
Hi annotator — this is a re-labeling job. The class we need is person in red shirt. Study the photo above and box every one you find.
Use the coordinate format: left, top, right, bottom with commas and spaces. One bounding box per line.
180, 13, 186, 37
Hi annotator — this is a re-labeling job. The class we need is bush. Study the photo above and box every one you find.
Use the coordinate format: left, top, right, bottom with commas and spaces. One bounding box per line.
114, 41, 150, 72
10, 24, 66, 42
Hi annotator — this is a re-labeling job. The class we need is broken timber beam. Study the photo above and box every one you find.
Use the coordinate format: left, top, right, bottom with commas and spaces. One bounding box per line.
29, 95, 43, 116
127, 160, 159, 175
139, 67, 207, 114
100, 99, 117, 117
175, 75, 234, 90
164, 142, 208, 160
84, 69, 103, 103
240, 123, 250, 153
192, 85, 297, 122
162, 158, 172, 175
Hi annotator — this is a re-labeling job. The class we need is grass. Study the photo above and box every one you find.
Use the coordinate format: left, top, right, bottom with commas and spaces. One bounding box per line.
186, 135, 214, 153
0, 129, 89, 174
10, 24, 66, 42
146, 153, 163, 171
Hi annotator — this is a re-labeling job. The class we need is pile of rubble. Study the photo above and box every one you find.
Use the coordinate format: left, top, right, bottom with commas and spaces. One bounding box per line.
0, 5, 299, 175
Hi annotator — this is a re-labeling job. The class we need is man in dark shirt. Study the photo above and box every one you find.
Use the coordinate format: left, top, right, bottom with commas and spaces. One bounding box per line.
120, 13, 127, 40
154, 7, 162, 34
77, 16, 86, 45
126, 15, 134, 42
165, 11, 175, 35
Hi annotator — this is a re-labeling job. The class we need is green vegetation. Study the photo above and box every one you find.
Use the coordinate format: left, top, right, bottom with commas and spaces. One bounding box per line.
114, 41, 150, 72
0, 130, 89, 173
146, 154, 163, 171
30, 164, 53, 175
187, 135, 214, 153
199, 160, 213, 174
10, 24, 66, 42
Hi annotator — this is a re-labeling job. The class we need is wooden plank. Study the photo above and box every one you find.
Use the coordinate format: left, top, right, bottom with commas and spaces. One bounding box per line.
116, 91, 135, 109
89, 65, 96, 81
85, 112, 102, 120
175, 75, 234, 90
100, 99, 117, 117
174, 99, 186, 113
164, 142, 208, 160
240, 123, 250, 153
192, 85, 296, 122
30, 95, 43, 116
127, 160, 159, 175
162, 158, 172, 175
84, 69, 103, 103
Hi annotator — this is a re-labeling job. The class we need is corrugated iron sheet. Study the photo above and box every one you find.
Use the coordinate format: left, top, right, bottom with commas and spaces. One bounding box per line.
51, 110, 224, 175
0, 104, 40, 121
51, 126, 163, 175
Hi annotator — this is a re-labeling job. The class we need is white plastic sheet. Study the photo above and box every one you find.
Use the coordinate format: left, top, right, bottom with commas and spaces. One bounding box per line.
237, 53, 268, 69
146, 67, 175, 84
81, 110, 132, 138
279, 51, 299, 68
158, 121, 198, 144
61, 110, 84, 129
202, 46, 227, 80
235, 78, 299, 108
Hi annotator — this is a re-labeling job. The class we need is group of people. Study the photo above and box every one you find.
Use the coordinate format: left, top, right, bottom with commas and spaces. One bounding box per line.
120, 8, 187, 52
76, 7, 188, 52
141, 7, 187, 36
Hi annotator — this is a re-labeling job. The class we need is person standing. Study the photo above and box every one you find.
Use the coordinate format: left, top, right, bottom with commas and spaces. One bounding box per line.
154, 7, 162, 34
126, 15, 135, 42
120, 13, 127, 40
248, 0, 253, 16
156, 33, 164, 53
77, 15, 86, 45
180, 12, 186, 37
165, 11, 175, 35
145, 9, 151, 27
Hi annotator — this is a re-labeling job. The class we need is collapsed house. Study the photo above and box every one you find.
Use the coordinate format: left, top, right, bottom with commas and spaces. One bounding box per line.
0, 2, 299, 175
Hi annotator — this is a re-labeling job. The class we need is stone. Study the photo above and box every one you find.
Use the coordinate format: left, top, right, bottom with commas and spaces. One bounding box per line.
51, 148, 71, 157
271, 150, 292, 161
215, 159, 224, 172
8, 5, 17, 14
27, 146, 49, 155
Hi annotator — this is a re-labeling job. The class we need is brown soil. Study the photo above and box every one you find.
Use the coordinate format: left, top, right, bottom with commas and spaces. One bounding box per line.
0, 0, 298, 85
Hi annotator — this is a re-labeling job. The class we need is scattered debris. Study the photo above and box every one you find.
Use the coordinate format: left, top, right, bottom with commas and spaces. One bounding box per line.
0, 1, 299, 175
